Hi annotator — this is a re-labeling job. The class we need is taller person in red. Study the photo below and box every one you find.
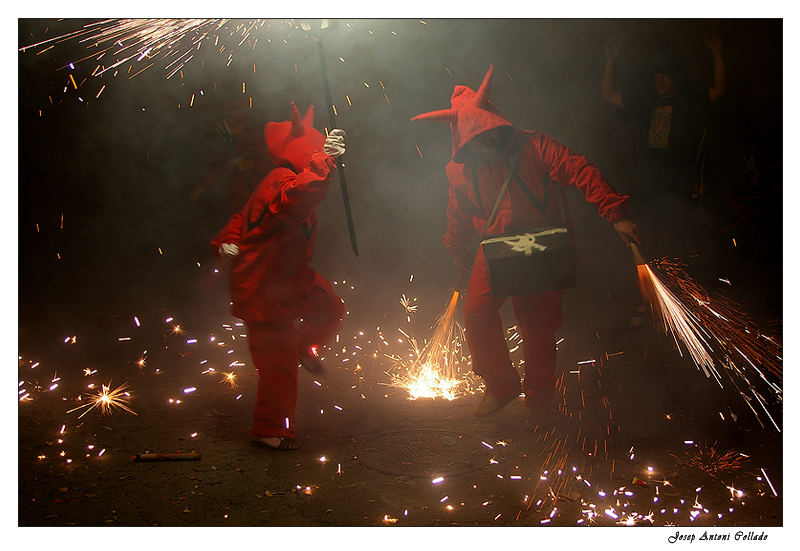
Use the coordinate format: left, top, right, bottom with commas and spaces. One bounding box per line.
412, 66, 639, 425
211, 102, 346, 450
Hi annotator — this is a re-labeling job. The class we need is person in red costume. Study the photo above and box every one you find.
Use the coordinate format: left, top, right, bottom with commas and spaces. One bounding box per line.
211, 102, 346, 450
412, 66, 639, 424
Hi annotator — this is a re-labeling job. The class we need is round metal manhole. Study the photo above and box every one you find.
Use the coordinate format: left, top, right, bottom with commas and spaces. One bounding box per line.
355, 429, 495, 477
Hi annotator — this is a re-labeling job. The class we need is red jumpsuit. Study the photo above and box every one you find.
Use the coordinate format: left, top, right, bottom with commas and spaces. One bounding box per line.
210, 103, 345, 438
414, 66, 630, 409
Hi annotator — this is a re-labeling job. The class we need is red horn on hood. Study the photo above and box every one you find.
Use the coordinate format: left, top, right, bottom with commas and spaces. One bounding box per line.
302, 105, 315, 132
410, 108, 458, 123
473, 65, 494, 107
290, 101, 304, 137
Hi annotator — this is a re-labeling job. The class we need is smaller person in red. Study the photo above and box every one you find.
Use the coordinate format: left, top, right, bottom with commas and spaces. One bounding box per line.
211, 102, 346, 450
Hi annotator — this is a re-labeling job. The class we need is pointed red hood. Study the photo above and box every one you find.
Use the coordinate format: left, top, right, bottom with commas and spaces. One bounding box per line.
411, 65, 513, 163
265, 102, 327, 172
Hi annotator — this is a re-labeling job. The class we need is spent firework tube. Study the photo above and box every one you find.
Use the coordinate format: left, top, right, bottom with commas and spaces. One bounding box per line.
131, 451, 201, 462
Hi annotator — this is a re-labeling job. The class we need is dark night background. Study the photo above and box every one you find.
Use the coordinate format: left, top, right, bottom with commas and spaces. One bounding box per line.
18, 18, 782, 348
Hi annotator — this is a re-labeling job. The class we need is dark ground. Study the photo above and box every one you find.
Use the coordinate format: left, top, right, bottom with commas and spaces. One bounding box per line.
17, 268, 783, 533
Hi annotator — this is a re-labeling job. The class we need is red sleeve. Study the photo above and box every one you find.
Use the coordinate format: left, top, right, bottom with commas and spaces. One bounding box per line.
210, 211, 244, 257
533, 133, 629, 223
209, 152, 336, 254
269, 151, 336, 223
441, 162, 477, 255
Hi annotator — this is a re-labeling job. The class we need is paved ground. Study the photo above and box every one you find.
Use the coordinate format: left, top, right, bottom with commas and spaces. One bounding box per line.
17, 282, 783, 542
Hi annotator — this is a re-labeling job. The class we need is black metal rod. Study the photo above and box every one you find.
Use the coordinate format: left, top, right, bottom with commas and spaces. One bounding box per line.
316, 38, 359, 257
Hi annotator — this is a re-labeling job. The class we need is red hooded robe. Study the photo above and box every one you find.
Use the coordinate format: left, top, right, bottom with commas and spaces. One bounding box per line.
412, 66, 630, 408
210, 103, 344, 438
211, 103, 337, 321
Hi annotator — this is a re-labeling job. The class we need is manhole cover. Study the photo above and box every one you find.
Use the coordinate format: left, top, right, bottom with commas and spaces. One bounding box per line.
355, 429, 495, 477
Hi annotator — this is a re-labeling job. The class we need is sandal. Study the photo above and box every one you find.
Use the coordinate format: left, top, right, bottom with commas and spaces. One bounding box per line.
252, 436, 301, 450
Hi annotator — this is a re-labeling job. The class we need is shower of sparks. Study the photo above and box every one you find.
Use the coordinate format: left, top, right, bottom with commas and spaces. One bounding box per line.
387, 290, 473, 400
66, 382, 137, 419
636, 263, 715, 376
675, 442, 749, 479
637, 259, 782, 431
20, 19, 233, 80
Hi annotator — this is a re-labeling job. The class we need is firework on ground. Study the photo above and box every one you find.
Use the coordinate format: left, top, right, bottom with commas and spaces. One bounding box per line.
66, 381, 137, 419
636, 258, 782, 431
386, 289, 476, 400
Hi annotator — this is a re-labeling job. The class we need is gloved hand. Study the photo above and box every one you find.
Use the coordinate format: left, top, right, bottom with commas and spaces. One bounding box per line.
219, 243, 240, 259
613, 218, 640, 245
323, 129, 346, 158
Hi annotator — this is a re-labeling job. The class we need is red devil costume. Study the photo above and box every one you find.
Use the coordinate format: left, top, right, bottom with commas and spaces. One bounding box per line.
412, 66, 637, 418
211, 102, 345, 446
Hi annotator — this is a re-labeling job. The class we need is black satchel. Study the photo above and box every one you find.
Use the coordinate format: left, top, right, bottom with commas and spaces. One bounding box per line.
477, 142, 577, 297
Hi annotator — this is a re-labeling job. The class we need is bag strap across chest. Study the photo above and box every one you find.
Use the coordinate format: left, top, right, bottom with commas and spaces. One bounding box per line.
474, 137, 570, 241
478, 140, 523, 241
472, 161, 550, 215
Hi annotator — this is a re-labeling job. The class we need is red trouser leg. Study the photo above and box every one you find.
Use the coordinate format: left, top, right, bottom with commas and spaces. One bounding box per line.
511, 290, 562, 409
297, 272, 345, 355
245, 320, 298, 438
463, 250, 520, 397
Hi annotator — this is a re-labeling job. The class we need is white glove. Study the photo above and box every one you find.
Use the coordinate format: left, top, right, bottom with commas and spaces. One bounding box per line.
323, 129, 346, 158
219, 243, 240, 259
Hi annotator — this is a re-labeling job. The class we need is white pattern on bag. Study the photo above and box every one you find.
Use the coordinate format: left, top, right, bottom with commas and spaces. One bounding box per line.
481, 228, 568, 256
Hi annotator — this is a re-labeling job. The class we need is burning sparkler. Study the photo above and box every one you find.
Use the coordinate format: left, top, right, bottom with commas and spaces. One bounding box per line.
631, 244, 782, 431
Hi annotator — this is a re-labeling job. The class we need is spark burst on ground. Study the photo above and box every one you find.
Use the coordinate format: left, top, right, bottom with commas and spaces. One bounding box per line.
66, 382, 137, 419
220, 371, 238, 388
387, 289, 474, 400
636, 258, 782, 431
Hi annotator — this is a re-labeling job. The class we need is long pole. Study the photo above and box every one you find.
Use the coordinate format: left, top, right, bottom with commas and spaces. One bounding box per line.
316, 38, 359, 257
